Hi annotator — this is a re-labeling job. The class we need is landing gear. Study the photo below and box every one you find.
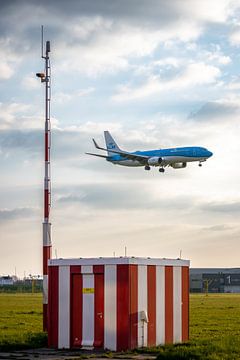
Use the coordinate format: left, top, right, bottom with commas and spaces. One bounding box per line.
145, 165, 151, 171
199, 162, 202, 167
159, 168, 165, 173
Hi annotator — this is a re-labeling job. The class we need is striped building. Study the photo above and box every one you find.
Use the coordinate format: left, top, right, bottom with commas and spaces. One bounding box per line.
48, 257, 189, 351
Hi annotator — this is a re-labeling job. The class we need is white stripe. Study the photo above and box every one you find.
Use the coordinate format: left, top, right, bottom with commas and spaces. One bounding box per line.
81, 265, 93, 274
58, 266, 70, 348
43, 223, 51, 246
156, 266, 165, 345
43, 275, 48, 304
104, 265, 116, 351
82, 274, 94, 347
173, 266, 182, 343
138, 265, 148, 347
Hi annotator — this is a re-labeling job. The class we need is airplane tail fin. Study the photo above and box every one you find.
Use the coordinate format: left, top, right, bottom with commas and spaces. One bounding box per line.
104, 131, 121, 157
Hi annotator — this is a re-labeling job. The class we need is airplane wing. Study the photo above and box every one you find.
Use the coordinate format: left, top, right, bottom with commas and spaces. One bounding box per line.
85, 152, 109, 159
92, 138, 149, 163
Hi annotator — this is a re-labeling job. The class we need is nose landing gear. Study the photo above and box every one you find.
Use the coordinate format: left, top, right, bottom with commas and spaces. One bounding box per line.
198, 162, 202, 167
145, 165, 151, 171
159, 168, 165, 173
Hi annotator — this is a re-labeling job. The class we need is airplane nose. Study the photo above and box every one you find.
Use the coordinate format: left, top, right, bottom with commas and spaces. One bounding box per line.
208, 151, 213, 157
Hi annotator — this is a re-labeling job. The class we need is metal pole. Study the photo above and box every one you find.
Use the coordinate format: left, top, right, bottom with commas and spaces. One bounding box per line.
43, 40, 52, 332
36, 34, 52, 331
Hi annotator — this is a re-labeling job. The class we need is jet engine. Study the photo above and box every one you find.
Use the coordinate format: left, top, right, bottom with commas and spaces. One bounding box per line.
171, 162, 187, 169
147, 157, 163, 166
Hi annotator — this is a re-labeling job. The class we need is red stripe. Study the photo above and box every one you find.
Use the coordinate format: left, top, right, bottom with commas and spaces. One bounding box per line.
147, 265, 156, 346
165, 266, 173, 344
94, 270, 104, 347
182, 266, 189, 342
48, 266, 58, 347
117, 265, 130, 351
93, 265, 104, 274
43, 246, 51, 275
129, 265, 138, 349
45, 132, 49, 161
70, 266, 82, 347
44, 189, 49, 218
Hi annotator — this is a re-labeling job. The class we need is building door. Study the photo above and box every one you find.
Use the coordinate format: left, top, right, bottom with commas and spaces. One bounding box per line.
71, 272, 104, 348
71, 273, 83, 347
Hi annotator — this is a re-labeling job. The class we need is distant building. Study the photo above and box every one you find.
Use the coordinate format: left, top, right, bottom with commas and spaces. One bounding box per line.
0, 275, 17, 286
190, 268, 240, 293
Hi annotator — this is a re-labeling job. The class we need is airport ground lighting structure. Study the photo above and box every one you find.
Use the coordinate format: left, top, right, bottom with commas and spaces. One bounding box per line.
36, 36, 52, 331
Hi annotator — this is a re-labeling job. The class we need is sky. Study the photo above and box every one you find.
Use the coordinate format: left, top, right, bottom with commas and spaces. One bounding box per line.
1, 0, 240, 277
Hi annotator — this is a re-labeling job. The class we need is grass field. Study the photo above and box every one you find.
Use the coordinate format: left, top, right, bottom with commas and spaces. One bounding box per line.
0, 293, 240, 359
0, 293, 46, 351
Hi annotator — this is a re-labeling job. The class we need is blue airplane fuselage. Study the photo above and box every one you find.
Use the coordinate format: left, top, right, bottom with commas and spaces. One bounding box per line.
108, 146, 212, 166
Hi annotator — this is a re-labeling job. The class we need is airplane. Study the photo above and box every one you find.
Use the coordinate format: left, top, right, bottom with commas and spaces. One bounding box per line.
86, 131, 213, 173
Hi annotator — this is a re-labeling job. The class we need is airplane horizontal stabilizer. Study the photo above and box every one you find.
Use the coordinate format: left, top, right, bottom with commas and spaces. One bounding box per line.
85, 152, 109, 159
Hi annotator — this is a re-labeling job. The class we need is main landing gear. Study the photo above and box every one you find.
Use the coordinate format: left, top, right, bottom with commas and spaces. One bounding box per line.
159, 168, 165, 173
145, 165, 151, 171
198, 162, 202, 167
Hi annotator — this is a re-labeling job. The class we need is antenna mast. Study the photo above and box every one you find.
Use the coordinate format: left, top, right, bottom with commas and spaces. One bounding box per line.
36, 26, 52, 332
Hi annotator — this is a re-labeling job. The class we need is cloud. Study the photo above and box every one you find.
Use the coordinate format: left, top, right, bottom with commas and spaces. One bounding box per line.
21, 73, 39, 90
229, 26, 240, 46
201, 201, 240, 213
0, 38, 21, 80
0, 102, 32, 129
54, 87, 95, 104
188, 96, 240, 121
0, 0, 234, 78
202, 224, 233, 232
113, 62, 221, 102
0, 207, 38, 221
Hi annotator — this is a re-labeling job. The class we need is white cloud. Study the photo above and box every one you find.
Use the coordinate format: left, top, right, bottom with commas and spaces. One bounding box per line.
0, 102, 59, 130
113, 62, 221, 102
229, 27, 240, 45
21, 73, 39, 90
0, 103, 31, 129
179, 0, 234, 23
0, 39, 21, 80
54, 87, 95, 104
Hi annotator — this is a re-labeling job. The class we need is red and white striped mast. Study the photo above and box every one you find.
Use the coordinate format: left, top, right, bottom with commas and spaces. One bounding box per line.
36, 26, 52, 331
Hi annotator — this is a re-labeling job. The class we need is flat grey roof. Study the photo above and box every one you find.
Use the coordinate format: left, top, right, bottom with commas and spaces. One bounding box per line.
49, 257, 190, 267
190, 268, 240, 274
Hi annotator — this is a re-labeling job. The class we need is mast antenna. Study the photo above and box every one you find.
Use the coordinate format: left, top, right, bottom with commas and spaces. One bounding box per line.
36, 26, 52, 332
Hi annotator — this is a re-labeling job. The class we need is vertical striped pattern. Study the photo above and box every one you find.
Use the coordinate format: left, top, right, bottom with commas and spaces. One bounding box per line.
49, 263, 189, 351
42, 43, 52, 332
104, 265, 117, 350
138, 265, 148, 347
58, 266, 70, 348
173, 267, 182, 343
165, 266, 173, 344
156, 266, 165, 345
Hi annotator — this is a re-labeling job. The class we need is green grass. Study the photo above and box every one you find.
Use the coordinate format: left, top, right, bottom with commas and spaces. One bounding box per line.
0, 293, 240, 359
143, 294, 240, 360
0, 293, 47, 351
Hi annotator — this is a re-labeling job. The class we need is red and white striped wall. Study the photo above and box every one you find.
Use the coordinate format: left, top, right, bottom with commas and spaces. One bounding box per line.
48, 258, 189, 351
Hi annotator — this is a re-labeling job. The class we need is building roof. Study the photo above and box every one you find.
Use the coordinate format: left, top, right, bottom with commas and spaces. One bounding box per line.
49, 257, 189, 267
